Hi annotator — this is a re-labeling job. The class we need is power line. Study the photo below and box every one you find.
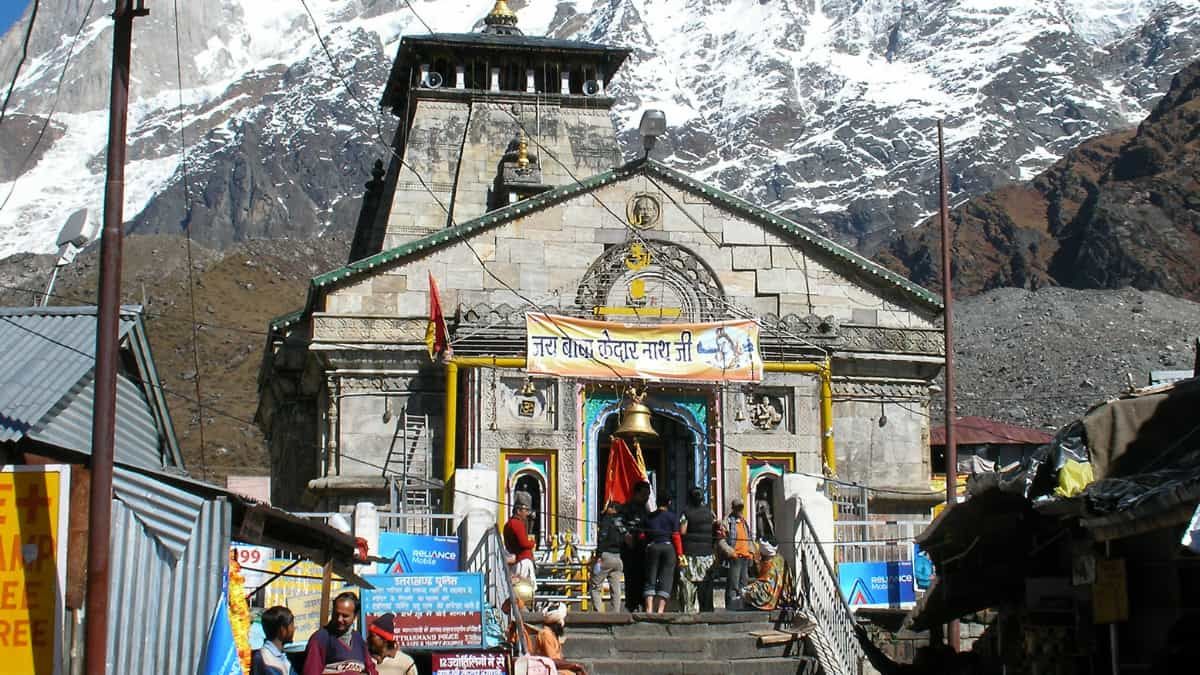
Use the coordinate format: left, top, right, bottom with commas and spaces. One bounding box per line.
0, 0, 93, 216
173, 0, 209, 481
0, 0, 39, 126
0, 281, 272, 336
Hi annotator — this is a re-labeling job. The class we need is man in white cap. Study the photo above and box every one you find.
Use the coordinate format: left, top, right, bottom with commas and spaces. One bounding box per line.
532, 604, 585, 675
504, 491, 537, 584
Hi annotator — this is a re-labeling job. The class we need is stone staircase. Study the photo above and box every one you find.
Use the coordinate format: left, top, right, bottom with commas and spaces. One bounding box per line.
555, 612, 822, 675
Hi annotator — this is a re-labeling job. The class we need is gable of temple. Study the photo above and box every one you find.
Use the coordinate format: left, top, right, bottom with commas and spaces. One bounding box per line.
259, 158, 945, 515
303, 159, 940, 341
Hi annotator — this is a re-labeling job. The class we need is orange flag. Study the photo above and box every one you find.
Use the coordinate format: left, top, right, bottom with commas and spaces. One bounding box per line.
425, 272, 451, 361
605, 437, 649, 506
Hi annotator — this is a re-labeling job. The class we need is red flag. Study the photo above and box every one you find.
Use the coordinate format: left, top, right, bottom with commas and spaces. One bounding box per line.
425, 272, 451, 361
605, 437, 649, 506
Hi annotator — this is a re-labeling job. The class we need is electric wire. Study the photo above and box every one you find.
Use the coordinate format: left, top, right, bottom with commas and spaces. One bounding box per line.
173, 0, 209, 481
7, 307, 944, 509
0, 0, 93, 216
293, 0, 1095, 497
0, 0, 39, 126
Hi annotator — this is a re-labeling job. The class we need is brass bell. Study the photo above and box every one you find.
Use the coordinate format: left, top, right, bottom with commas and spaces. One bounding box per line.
512, 576, 535, 608
614, 388, 659, 440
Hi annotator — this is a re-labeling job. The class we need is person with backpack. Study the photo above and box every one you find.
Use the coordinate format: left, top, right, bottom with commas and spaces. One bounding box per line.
678, 487, 717, 613
724, 497, 754, 610
588, 499, 626, 612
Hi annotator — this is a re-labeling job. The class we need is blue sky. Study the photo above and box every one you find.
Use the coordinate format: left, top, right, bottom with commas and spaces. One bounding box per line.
0, 0, 31, 39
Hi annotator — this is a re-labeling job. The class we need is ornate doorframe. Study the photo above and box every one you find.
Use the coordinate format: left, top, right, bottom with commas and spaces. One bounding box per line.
499, 450, 558, 549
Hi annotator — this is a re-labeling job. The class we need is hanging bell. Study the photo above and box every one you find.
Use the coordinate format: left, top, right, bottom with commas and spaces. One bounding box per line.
614, 392, 659, 441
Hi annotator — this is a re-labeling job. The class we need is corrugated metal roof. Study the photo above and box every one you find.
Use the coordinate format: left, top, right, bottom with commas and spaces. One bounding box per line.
0, 306, 181, 472
30, 373, 166, 471
931, 416, 1054, 446
107, 467, 230, 675
0, 306, 134, 442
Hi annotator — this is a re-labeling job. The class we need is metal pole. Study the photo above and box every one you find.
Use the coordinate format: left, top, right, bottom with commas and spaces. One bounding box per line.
937, 120, 961, 652
86, 3, 146, 672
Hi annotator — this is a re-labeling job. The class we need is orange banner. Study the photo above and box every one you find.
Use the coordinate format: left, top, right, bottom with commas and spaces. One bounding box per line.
526, 313, 762, 382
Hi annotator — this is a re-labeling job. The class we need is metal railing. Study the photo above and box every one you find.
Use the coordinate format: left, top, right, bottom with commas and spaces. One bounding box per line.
833, 519, 930, 565
378, 511, 457, 536
464, 525, 527, 655
795, 506, 866, 675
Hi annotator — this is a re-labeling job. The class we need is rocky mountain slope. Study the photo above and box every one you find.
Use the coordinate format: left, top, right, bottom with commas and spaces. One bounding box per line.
2, 239, 1196, 481
0, 235, 350, 481
878, 57, 1200, 300
1, 0, 1198, 261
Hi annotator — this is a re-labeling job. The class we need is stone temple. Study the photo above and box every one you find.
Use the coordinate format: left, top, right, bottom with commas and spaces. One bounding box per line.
256, 1, 946, 546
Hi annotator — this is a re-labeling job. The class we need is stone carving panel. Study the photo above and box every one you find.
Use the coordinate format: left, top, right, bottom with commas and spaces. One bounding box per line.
730, 387, 794, 435
494, 374, 558, 430
313, 314, 428, 344
575, 239, 726, 322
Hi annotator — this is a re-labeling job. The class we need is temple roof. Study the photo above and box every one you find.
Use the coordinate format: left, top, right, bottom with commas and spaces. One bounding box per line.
269, 158, 943, 334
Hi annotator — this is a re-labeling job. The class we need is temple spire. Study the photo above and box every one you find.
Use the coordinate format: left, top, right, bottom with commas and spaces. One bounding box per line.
483, 0, 522, 36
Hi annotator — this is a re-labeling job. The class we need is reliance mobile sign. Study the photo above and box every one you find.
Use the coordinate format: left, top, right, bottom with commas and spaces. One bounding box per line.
838, 561, 916, 610
377, 533, 459, 575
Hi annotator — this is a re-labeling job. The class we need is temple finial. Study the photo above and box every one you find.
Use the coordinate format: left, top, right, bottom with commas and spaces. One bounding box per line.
483, 0, 522, 35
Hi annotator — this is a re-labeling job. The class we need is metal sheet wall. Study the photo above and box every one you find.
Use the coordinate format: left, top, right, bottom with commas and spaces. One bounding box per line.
104, 468, 231, 675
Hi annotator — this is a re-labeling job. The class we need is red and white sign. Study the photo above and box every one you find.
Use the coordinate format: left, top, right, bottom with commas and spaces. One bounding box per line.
230, 543, 273, 592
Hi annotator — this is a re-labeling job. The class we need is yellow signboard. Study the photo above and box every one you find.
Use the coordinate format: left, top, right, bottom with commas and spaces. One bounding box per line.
262, 559, 347, 638
526, 313, 763, 382
0, 465, 69, 675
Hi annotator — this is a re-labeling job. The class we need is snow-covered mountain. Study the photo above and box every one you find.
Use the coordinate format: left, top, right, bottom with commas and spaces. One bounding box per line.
0, 0, 1197, 259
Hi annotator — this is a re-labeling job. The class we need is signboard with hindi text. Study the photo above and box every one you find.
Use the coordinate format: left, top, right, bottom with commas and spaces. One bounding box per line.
0, 465, 69, 675
526, 313, 762, 382
362, 573, 485, 650
261, 559, 347, 637
433, 651, 506, 675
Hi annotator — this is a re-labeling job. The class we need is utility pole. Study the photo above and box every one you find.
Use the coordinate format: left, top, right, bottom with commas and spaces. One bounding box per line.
937, 120, 961, 652
86, 2, 148, 673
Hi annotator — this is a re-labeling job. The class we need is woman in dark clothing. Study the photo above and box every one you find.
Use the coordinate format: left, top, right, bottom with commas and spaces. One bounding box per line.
642, 493, 683, 614
678, 487, 717, 613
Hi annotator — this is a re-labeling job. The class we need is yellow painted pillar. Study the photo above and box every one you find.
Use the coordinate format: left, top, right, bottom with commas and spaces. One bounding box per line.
443, 359, 459, 507
819, 361, 836, 476
762, 360, 837, 476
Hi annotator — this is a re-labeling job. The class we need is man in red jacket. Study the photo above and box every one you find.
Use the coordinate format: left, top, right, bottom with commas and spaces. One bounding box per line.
504, 490, 537, 584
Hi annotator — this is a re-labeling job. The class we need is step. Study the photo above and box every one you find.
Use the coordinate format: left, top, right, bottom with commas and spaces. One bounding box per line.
564, 632, 795, 660
578, 656, 816, 675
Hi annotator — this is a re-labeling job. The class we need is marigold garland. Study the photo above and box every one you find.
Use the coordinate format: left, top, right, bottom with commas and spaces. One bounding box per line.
228, 553, 253, 675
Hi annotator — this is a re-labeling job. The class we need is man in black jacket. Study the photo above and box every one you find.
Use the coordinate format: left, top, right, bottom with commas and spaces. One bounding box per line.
618, 481, 652, 612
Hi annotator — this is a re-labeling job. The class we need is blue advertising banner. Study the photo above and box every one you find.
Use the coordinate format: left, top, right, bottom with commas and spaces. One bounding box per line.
838, 561, 917, 609
377, 532, 460, 574
362, 573, 485, 650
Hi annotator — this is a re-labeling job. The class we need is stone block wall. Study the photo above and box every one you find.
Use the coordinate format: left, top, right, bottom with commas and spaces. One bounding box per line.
334, 178, 938, 334
382, 96, 622, 250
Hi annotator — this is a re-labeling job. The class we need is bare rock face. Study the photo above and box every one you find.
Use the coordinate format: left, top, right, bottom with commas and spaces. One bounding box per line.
1, 1, 1199, 265
879, 58, 1200, 301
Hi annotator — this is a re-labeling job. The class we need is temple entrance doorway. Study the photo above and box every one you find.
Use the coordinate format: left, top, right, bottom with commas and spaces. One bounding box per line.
597, 407, 700, 514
